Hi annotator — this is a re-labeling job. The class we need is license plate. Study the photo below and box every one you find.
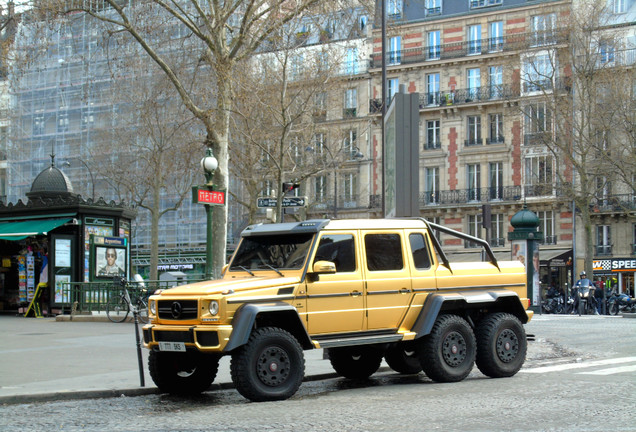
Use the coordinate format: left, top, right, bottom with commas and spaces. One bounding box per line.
158, 342, 186, 352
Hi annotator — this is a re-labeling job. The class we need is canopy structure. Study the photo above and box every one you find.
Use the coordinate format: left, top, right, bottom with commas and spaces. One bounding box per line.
0, 219, 72, 241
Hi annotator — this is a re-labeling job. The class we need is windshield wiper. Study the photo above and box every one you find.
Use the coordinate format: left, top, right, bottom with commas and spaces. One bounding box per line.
259, 263, 284, 277
236, 266, 255, 276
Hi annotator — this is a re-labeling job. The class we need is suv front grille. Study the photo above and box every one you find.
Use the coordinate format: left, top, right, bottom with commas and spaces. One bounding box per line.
157, 300, 198, 320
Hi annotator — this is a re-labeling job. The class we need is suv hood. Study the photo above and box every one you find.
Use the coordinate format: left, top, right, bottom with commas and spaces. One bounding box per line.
154, 276, 301, 297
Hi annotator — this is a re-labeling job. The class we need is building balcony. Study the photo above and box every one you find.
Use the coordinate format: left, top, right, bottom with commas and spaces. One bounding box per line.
590, 194, 636, 213
370, 31, 565, 68
524, 132, 551, 146
420, 186, 522, 206
418, 84, 518, 110
465, 138, 483, 147
486, 136, 505, 145
541, 235, 558, 246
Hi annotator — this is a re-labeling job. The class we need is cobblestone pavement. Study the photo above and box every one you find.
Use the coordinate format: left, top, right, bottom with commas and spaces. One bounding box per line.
1, 315, 634, 432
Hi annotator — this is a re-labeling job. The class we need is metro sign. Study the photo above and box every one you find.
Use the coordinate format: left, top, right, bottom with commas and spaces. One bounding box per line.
192, 186, 226, 206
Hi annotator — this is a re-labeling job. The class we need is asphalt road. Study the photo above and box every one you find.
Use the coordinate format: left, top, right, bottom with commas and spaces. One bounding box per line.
1, 314, 634, 432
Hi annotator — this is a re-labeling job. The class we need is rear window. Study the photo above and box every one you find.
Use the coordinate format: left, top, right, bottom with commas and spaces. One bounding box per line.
365, 233, 403, 271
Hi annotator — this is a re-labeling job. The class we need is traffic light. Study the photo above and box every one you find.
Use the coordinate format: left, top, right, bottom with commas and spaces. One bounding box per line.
282, 182, 300, 195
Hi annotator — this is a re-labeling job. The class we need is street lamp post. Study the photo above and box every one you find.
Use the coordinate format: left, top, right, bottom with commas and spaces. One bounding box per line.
201, 148, 218, 280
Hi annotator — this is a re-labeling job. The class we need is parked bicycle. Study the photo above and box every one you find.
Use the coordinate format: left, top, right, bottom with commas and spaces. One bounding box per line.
106, 277, 150, 323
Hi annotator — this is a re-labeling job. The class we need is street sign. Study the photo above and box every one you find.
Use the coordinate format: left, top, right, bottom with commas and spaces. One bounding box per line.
192, 186, 226, 205
257, 196, 308, 208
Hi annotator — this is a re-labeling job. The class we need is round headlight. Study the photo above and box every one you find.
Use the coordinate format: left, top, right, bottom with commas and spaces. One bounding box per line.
209, 300, 219, 316
150, 300, 156, 315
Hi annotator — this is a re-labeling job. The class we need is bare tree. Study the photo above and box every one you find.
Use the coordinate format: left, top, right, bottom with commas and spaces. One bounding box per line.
90, 67, 201, 280
518, 0, 635, 276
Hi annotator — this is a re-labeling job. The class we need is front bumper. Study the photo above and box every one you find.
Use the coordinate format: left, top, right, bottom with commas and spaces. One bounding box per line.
143, 324, 234, 352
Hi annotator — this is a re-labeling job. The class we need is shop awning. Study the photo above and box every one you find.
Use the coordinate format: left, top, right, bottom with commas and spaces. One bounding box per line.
539, 248, 572, 266
0, 218, 72, 241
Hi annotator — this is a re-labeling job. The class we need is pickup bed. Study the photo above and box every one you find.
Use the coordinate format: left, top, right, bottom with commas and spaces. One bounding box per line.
143, 218, 532, 401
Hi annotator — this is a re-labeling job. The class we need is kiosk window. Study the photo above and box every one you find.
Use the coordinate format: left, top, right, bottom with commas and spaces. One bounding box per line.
409, 233, 432, 269
365, 233, 403, 271
314, 234, 356, 272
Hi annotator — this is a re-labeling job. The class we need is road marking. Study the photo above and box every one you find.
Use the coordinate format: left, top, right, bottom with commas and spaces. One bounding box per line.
578, 365, 636, 375
522, 357, 636, 374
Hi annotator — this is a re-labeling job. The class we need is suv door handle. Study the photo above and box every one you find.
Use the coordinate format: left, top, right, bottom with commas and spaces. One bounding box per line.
399, 288, 411, 294
351, 291, 362, 297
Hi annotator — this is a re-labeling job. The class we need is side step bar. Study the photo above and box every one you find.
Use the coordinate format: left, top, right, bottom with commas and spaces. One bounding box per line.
315, 334, 404, 349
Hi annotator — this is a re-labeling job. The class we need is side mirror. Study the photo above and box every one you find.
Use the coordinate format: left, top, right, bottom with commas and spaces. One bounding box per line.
312, 260, 336, 274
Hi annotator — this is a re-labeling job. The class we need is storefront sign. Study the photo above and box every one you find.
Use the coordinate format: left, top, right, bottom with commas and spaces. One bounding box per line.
593, 258, 636, 272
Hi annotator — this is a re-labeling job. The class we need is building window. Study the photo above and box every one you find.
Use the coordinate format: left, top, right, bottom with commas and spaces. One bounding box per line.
467, 214, 483, 246
596, 225, 612, 255
467, 163, 481, 201
343, 130, 357, 157
33, 114, 45, 135
524, 102, 552, 145
315, 176, 327, 203
426, 0, 441, 15
489, 66, 503, 99
633, 224, 636, 254
344, 47, 358, 75
489, 21, 503, 52
426, 119, 441, 149
386, 0, 403, 17
468, 25, 482, 55
523, 53, 554, 92
58, 112, 69, 132
490, 214, 505, 247
81, 109, 94, 130
467, 68, 481, 100
525, 155, 553, 196
488, 113, 504, 144
261, 179, 274, 197
426, 73, 440, 105
467, 115, 482, 146
387, 77, 399, 102
314, 92, 327, 120
599, 42, 615, 64
531, 14, 556, 47
425, 167, 439, 204
489, 162, 503, 200
538, 210, 556, 245
612, 0, 626, 14
344, 88, 357, 118
427, 30, 440, 59
470, 0, 502, 8
343, 173, 357, 206
388, 36, 401, 65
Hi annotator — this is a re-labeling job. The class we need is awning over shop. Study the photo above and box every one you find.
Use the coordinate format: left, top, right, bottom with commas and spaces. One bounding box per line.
0, 218, 72, 241
539, 248, 572, 267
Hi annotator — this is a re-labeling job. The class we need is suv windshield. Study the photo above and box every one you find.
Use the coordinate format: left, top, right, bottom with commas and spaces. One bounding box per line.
230, 233, 314, 271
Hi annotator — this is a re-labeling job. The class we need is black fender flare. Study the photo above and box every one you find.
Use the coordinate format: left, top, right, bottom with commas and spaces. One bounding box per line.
411, 291, 529, 338
224, 302, 312, 352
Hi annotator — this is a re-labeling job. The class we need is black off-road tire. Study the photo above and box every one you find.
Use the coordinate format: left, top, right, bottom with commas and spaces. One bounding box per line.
148, 350, 219, 395
230, 327, 305, 402
384, 342, 422, 375
329, 345, 384, 379
475, 312, 527, 378
416, 314, 476, 382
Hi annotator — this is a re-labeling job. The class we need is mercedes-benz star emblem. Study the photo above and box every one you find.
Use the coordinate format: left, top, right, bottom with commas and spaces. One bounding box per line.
170, 302, 182, 319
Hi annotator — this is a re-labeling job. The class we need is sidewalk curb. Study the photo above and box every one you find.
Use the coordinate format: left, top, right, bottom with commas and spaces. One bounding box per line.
0, 370, 356, 405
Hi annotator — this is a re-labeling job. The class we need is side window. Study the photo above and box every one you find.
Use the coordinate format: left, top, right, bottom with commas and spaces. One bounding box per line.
314, 234, 356, 273
409, 233, 432, 270
365, 233, 403, 271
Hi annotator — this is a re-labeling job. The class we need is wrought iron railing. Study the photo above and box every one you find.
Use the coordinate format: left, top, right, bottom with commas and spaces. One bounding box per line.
595, 244, 613, 256
420, 186, 523, 206
370, 31, 566, 68
590, 194, 636, 212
